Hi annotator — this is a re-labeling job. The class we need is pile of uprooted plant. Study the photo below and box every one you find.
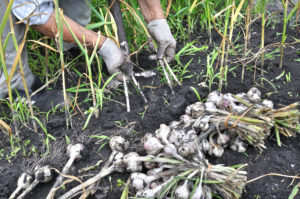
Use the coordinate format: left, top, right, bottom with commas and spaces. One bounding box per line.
9, 88, 299, 199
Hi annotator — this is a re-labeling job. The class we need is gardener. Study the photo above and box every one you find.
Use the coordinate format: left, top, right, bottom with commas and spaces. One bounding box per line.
0, 0, 176, 111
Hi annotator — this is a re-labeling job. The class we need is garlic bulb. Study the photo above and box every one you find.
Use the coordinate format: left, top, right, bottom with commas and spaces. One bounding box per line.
230, 137, 247, 153
155, 124, 171, 145
191, 168, 205, 199
112, 152, 125, 172
174, 182, 190, 199
201, 139, 210, 152
185, 104, 193, 116
208, 132, 224, 157
163, 143, 188, 162
217, 133, 230, 146
193, 115, 211, 131
142, 133, 164, 155
207, 91, 223, 107
168, 129, 186, 147
204, 102, 217, 112
130, 172, 157, 191
223, 93, 247, 112
262, 99, 273, 109
136, 188, 157, 198
163, 143, 178, 156
247, 87, 261, 103
109, 136, 129, 152
178, 141, 197, 158
136, 177, 174, 198
17, 172, 33, 188
123, 152, 142, 172
180, 114, 195, 127
175, 169, 199, 199
184, 129, 197, 141
34, 165, 53, 183
212, 144, 224, 157
191, 102, 205, 118
169, 121, 181, 129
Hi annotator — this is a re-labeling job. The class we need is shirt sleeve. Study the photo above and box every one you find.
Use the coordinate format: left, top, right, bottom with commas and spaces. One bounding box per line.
12, 0, 54, 26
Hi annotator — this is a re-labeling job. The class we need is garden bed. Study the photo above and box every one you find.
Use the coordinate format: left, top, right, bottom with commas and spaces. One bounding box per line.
0, 20, 299, 199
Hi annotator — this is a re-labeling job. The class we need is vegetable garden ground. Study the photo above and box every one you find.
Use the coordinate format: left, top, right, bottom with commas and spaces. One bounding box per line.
1, 3, 300, 199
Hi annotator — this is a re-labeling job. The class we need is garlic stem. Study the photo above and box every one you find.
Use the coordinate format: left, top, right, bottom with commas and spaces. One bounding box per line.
58, 151, 122, 199
9, 187, 22, 199
137, 155, 184, 165
191, 167, 205, 199
9, 173, 33, 199
17, 180, 39, 199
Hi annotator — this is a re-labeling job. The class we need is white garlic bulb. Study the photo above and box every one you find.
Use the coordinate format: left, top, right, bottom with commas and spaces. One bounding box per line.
217, 133, 230, 146
168, 129, 186, 147
262, 99, 274, 109
212, 145, 224, 157
184, 129, 197, 141
191, 102, 205, 118
185, 104, 193, 116
178, 141, 197, 158
204, 101, 217, 112
174, 182, 190, 199
223, 93, 247, 112
130, 172, 157, 191
230, 137, 247, 153
169, 121, 181, 129
201, 139, 210, 152
123, 152, 142, 172
207, 91, 223, 107
113, 152, 125, 172
109, 136, 129, 152
193, 115, 211, 131
142, 133, 164, 155
247, 87, 261, 103
180, 114, 195, 127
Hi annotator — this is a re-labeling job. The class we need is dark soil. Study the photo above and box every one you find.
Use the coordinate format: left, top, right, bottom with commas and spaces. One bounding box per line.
0, 20, 300, 199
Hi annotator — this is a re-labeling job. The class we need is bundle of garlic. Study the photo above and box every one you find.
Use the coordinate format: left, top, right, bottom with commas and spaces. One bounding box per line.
183, 88, 300, 151
128, 124, 248, 199
55, 133, 247, 199
128, 155, 247, 199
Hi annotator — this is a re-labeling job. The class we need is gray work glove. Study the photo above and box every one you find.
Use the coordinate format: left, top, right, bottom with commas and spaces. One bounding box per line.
98, 38, 126, 81
147, 19, 176, 63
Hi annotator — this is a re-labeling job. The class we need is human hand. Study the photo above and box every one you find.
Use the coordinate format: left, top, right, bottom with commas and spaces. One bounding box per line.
98, 38, 126, 81
147, 19, 176, 63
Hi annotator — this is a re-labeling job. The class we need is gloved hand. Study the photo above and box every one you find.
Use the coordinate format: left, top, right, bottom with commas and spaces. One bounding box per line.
147, 19, 176, 63
98, 38, 126, 81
